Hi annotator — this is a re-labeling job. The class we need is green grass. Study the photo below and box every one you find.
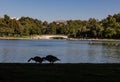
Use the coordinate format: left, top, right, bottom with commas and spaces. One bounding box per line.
94, 39, 120, 42
0, 63, 120, 82
17, 36, 31, 38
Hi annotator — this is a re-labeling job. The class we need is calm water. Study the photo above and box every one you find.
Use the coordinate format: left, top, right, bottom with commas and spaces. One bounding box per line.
0, 39, 120, 63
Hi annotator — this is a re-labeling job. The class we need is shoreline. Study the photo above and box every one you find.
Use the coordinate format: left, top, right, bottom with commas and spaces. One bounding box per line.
0, 35, 37, 40
0, 34, 120, 42
0, 36, 120, 42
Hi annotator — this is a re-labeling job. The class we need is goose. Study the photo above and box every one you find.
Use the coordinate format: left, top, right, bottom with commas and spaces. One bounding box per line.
28, 56, 44, 63
44, 55, 60, 64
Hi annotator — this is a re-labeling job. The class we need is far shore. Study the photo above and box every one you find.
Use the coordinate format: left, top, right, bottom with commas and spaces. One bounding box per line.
0, 36, 33, 40
68, 38, 120, 42
0, 35, 120, 42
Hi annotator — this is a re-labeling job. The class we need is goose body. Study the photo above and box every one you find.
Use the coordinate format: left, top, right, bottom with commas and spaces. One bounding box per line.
28, 56, 44, 63
44, 55, 60, 64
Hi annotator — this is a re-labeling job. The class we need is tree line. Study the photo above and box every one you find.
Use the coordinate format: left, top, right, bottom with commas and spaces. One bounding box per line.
0, 13, 120, 39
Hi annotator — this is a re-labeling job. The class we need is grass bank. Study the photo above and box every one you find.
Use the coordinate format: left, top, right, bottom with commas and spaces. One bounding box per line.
0, 36, 32, 40
0, 63, 120, 82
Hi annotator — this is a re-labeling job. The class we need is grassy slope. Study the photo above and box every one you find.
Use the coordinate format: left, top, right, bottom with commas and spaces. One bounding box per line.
0, 63, 120, 82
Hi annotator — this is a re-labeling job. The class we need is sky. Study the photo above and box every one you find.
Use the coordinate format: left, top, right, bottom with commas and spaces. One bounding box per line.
0, 0, 120, 22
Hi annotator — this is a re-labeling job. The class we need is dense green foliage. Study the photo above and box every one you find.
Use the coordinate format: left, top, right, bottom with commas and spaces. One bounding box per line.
0, 13, 120, 39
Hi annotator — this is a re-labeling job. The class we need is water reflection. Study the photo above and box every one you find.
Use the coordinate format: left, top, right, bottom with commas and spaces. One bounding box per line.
104, 45, 120, 61
1, 47, 24, 63
1, 47, 10, 62
89, 41, 120, 63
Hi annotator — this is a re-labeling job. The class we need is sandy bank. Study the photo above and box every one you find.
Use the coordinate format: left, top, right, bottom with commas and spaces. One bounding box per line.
0, 36, 120, 42
0, 35, 68, 40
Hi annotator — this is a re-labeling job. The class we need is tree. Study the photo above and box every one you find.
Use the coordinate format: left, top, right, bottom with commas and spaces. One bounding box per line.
0, 13, 120, 39
19, 17, 43, 35
4, 14, 10, 24
102, 15, 119, 38
105, 27, 116, 38
87, 18, 103, 38
47, 22, 57, 34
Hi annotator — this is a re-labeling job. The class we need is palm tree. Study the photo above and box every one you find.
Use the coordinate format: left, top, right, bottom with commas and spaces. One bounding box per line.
28, 56, 44, 63
44, 55, 60, 64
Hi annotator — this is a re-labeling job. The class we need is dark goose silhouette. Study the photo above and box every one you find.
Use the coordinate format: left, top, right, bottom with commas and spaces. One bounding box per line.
28, 56, 44, 63
44, 55, 60, 64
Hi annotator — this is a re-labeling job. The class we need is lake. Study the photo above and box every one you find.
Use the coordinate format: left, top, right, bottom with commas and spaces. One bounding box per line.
0, 39, 120, 63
